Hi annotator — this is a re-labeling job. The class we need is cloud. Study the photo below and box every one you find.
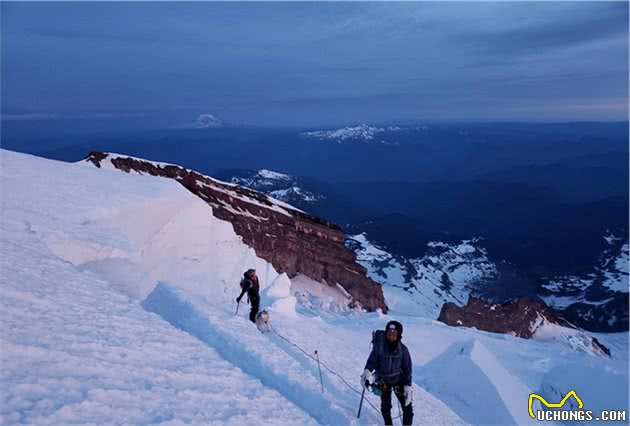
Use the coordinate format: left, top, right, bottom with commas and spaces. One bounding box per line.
0, 113, 151, 121
453, 2, 628, 56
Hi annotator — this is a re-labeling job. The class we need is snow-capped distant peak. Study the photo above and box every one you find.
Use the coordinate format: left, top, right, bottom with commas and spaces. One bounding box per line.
257, 169, 291, 180
194, 113, 222, 128
301, 124, 401, 143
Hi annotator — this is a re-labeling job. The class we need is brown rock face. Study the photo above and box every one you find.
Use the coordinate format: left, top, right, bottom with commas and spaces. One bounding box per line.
83, 152, 387, 312
437, 296, 611, 357
437, 296, 566, 338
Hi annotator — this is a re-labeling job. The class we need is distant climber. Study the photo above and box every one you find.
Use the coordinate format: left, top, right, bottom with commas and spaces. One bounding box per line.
236, 268, 260, 323
361, 320, 413, 425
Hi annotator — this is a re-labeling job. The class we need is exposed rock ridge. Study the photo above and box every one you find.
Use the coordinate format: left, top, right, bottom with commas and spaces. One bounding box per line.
438, 296, 565, 338
438, 296, 610, 357
84, 152, 387, 312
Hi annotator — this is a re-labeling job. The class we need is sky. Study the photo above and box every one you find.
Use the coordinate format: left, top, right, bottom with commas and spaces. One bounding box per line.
1, 2, 628, 128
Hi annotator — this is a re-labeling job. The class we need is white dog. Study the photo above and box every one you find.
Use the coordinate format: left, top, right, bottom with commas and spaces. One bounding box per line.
255, 310, 272, 333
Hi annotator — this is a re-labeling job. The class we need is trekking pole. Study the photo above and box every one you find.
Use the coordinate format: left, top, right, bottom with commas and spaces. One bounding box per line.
314, 350, 324, 394
235, 301, 240, 315
357, 386, 366, 418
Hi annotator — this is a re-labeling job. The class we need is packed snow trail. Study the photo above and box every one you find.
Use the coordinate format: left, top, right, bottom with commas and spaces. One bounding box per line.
0, 150, 318, 424
142, 283, 465, 425
0, 216, 317, 425
142, 283, 353, 425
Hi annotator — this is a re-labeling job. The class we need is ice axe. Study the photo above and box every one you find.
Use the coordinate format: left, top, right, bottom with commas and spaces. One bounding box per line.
357, 383, 367, 418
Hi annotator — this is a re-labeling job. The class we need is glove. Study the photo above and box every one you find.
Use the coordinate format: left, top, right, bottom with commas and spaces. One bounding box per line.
236, 296, 242, 303
403, 385, 413, 406
360, 369, 372, 390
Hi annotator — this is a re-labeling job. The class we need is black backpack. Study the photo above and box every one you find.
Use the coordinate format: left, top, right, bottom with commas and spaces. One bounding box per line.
240, 278, 250, 291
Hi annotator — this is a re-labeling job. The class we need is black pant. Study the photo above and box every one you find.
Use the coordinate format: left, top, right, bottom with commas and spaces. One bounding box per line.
381, 385, 413, 426
249, 295, 259, 323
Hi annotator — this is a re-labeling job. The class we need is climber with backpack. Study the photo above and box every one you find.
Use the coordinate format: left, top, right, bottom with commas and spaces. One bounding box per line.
360, 320, 413, 425
236, 268, 260, 323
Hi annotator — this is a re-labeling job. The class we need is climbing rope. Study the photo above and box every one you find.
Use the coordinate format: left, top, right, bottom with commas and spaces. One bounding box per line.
270, 325, 403, 420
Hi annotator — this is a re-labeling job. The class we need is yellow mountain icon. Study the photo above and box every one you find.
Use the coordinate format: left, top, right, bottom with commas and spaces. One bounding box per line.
528, 390, 584, 419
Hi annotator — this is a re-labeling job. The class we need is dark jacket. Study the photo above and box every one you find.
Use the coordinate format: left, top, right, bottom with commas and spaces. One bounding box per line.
239, 276, 260, 301
365, 339, 412, 386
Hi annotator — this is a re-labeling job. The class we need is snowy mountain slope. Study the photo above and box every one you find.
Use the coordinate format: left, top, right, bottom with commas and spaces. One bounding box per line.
347, 233, 497, 318
142, 283, 463, 426
47, 153, 279, 302
1, 246, 315, 425
418, 339, 532, 424
0, 151, 313, 424
351, 232, 618, 357
81, 151, 388, 312
222, 169, 325, 206
2, 149, 628, 425
0, 150, 462, 424
539, 239, 629, 332
214, 168, 365, 225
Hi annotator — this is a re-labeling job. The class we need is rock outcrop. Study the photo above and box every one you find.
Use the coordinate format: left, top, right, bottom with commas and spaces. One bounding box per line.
438, 296, 564, 338
438, 296, 610, 357
83, 152, 387, 312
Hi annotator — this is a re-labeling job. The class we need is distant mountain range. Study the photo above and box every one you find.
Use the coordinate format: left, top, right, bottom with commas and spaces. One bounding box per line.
300, 124, 406, 143
216, 167, 629, 331
350, 232, 627, 332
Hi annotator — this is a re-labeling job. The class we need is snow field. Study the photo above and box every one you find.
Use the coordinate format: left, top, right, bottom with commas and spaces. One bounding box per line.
0, 219, 315, 425
142, 282, 465, 425
1, 150, 318, 425
142, 283, 354, 425
2, 149, 627, 425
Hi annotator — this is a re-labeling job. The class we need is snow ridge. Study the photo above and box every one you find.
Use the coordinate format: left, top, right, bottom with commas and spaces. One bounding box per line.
142, 283, 370, 425
82, 152, 305, 217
